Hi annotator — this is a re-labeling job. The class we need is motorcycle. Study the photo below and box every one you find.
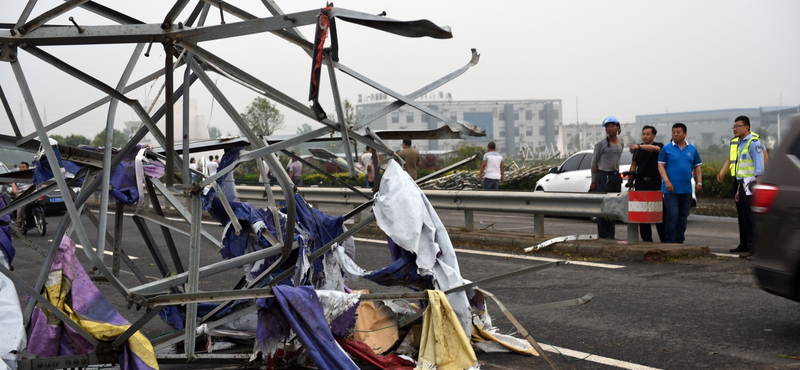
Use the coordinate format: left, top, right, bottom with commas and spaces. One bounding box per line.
11, 195, 47, 236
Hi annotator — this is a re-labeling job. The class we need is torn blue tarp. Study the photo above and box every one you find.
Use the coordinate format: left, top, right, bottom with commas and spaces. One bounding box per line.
363, 248, 432, 291
32, 143, 164, 205
0, 195, 15, 264
293, 194, 344, 283
256, 286, 358, 370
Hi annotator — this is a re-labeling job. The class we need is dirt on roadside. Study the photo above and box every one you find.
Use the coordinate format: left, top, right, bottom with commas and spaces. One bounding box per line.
692, 196, 737, 217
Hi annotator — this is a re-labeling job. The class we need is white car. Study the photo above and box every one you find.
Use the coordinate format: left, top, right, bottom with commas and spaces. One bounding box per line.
535, 149, 696, 206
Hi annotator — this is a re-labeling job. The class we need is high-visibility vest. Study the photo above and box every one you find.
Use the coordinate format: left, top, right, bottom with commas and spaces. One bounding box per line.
728, 133, 760, 178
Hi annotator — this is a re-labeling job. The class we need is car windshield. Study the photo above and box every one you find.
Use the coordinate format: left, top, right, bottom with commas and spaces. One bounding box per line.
0, 164, 7, 175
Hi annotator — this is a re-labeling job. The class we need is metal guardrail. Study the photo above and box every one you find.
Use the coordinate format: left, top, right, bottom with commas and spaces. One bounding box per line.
236, 185, 636, 242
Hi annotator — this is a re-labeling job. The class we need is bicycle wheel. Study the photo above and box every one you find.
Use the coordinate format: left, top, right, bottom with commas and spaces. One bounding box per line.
35, 207, 46, 236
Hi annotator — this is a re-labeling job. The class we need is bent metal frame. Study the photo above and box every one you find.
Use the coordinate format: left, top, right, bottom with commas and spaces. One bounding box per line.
0, 1, 583, 369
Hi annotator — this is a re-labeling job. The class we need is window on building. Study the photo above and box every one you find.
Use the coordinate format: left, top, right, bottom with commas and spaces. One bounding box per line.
526, 110, 533, 120
499, 127, 506, 136
514, 127, 520, 136
567, 131, 573, 138
406, 112, 414, 123
499, 111, 506, 121
553, 110, 559, 119
513, 111, 519, 120
391, 112, 399, 123
449, 111, 457, 120
526, 126, 533, 136
596, 130, 602, 136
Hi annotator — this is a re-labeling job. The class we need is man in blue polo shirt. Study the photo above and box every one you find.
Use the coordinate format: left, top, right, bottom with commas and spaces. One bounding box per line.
657, 123, 703, 243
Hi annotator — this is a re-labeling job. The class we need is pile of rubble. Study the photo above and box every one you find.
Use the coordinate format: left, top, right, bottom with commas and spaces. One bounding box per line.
420, 161, 554, 190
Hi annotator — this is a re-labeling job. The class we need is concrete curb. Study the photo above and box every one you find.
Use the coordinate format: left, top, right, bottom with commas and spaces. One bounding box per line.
354, 224, 713, 262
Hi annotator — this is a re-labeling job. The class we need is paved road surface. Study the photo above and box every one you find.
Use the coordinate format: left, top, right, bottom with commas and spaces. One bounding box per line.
7, 207, 797, 370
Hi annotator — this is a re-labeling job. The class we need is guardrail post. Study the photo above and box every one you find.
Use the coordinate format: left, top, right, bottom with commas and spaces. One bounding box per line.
464, 210, 474, 231
534, 214, 544, 238
353, 204, 361, 223
627, 223, 638, 245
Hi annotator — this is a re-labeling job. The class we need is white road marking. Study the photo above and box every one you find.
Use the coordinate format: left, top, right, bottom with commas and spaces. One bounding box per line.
106, 211, 221, 226
48, 239, 139, 260
353, 237, 625, 269
715, 253, 742, 258
541, 344, 662, 370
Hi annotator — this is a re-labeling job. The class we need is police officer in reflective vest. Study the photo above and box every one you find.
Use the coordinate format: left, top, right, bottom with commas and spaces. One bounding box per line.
717, 116, 766, 255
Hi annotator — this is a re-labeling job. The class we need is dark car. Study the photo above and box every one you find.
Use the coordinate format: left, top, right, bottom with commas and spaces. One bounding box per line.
40, 180, 80, 215
751, 114, 800, 301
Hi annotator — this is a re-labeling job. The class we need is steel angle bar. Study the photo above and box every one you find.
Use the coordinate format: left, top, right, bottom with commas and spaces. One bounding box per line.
415, 153, 480, 185
9, 228, 46, 256
97, 42, 146, 259
129, 242, 290, 295
111, 306, 161, 348
184, 1, 207, 28
182, 53, 192, 188
506, 293, 594, 315
74, 0, 144, 25
356, 48, 480, 130
336, 62, 484, 137
185, 193, 202, 358
132, 215, 171, 279
0, 262, 100, 347
12, 0, 38, 35
524, 235, 598, 253
0, 86, 22, 137
373, 125, 464, 141
162, 0, 192, 29
15, 63, 179, 146
280, 150, 370, 200
152, 304, 258, 351
9, 24, 170, 45
0, 181, 58, 217
201, 0, 258, 21
134, 210, 221, 247
328, 8, 452, 39
211, 181, 242, 234
82, 207, 149, 284
17, 352, 118, 370
17, 0, 90, 35
12, 60, 130, 298
147, 178, 216, 238
179, 9, 321, 43
478, 288, 558, 370
444, 261, 565, 295
145, 178, 184, 273
178, 39, 393, 157
325, 55, 357, 179
365, 127, 402, 163
237, 126, 331, 163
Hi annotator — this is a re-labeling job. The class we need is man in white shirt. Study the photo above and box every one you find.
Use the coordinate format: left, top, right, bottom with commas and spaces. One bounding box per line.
478, 142, 504, 190
189, 157, 198, 183
361, 146, 373, 187
206, 155, 218, 176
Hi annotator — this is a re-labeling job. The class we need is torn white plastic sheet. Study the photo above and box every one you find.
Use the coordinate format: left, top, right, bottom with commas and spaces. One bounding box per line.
0, 257, 27, 370
373, 160, 473, 338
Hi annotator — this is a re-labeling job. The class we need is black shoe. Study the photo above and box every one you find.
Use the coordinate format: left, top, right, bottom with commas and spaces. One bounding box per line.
729, 247, 750, 253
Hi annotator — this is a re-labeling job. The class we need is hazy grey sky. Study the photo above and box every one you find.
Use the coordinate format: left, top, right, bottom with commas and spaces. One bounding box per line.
1, 0, 798, 140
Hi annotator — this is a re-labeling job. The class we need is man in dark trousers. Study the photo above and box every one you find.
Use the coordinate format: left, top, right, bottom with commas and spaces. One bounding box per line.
590, 116, 624, 239
720, 116, 765, 256
628, 125, 665, 242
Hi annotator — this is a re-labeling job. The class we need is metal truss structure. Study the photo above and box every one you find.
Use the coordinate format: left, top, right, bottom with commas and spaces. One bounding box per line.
0, 1, 492, 368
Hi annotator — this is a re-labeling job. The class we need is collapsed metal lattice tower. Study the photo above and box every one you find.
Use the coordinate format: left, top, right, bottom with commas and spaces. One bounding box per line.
0, 1, 490, 368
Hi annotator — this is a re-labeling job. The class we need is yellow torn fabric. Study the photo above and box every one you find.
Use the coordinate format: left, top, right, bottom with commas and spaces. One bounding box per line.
416, 290, 477, 370
472, 320, 538, 356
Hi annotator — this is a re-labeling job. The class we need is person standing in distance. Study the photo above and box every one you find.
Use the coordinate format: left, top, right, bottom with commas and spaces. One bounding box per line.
396, 139, 421, 180
721, 116, 765, 255
657, 123, 703, 244
478, 142, 504, 190
590, 116, 624, 239
189, 157, 198, 183
628, 125, 665, 242
12, 162, 32, 227
288, 153, 303, 186
206, 155, 218, 176
361, 146, 373, 187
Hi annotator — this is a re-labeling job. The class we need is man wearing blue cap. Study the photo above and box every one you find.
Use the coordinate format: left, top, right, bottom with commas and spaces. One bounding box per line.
590, 116, 624, 239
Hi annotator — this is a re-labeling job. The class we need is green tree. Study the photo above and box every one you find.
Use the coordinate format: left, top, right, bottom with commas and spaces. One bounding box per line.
208, 125, 222, 139
241, 97, 284, 137
50, 134, 65, 143
343, 99, 360, 128
296, 123, 313, 134
92, 128, 127, 148
63, 134, 91, 147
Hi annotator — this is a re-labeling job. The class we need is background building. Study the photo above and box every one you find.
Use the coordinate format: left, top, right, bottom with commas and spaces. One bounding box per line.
356, 97, 562, 158
635, 105, 799, 148
557, 122, 637, 156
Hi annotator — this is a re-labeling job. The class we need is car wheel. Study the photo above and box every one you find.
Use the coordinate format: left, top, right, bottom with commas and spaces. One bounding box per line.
35, 207, 46, 236
536, 187, 544, 192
